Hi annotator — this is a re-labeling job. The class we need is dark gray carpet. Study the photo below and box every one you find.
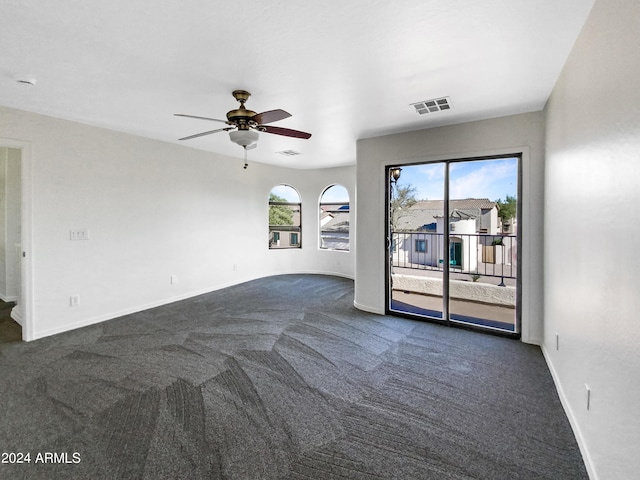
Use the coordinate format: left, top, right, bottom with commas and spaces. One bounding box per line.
0, 274, 587, 480
0, 300, 20, 343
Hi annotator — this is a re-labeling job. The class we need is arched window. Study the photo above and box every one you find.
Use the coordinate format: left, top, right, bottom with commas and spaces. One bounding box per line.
269, 185, 302, 249
319, 184, 350, 251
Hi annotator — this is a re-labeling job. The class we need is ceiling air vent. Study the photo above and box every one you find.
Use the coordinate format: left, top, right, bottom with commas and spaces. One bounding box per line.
411, 97, 452, 115
276, 150, 301, 156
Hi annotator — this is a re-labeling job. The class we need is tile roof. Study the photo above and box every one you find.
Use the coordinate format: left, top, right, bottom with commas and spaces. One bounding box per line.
322, 212, 350, 232
411, 198, 497, 210
396, 198, 497, 231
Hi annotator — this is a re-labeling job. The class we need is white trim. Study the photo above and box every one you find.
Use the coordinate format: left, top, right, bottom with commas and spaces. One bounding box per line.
0, 138, 33, 341
31, 286, 235, 340
10, 305, 23, 326
541, 345, 598, 480
385, 145, 529, 166
317, 182, 352, 252
353, 301, 384, 315
385, 146, 535, 342
28, 271, 355, 341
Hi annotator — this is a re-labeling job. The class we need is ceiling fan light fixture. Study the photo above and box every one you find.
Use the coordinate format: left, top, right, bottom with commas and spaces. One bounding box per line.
229, 129, 259, 147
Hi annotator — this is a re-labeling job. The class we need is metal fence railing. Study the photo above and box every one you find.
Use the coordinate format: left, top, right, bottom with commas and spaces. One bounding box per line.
391, 232, 517, 279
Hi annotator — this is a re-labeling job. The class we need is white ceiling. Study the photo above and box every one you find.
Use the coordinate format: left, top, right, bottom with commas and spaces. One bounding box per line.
1, 0, 595, 169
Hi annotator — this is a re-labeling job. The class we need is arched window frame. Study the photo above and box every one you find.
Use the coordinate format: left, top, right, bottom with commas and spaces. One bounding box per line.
268, 184, 302, 249
319, 184, 350, 251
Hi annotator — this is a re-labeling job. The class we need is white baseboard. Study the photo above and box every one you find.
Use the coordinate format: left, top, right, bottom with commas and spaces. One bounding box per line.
29, 281, 249, 341
521, 335, 542, 346
353, 301, 384, 315
10, 305, 23, 326
541, 345, 598, 480
28, 272, 356, 341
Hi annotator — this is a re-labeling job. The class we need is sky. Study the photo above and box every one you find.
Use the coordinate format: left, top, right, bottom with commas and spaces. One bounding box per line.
395, 157, 518, 202
271, 183, 349, 203
270, 157, 517, 204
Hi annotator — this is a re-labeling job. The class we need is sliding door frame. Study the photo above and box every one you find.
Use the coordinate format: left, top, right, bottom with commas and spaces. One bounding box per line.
385, 153, 523, 339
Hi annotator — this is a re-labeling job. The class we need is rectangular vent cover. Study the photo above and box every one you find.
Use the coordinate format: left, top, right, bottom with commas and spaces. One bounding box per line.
276, 150, 301, 156
411, 97, 452, 114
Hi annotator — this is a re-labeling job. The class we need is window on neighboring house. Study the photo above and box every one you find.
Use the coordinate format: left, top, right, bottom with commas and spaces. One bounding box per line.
415, 239, 427, 253
319, 184, 350, 251
269, 184, 302, 249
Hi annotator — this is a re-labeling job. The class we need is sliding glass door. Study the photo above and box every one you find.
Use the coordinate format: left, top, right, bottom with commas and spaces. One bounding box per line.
387, 156, 520, 335
389, 163, 445, 319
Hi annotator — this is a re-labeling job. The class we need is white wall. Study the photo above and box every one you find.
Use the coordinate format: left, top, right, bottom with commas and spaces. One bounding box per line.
543, 0, 640, 478
355, 112, 545, 344
0, 105, 355, 341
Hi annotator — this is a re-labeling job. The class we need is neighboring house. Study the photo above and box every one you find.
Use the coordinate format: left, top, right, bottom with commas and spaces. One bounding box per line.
393, 199, 513, 272
269, 208, 302, 248
394, 208, 479, 271
396, 198, 500, 234
320, 204, 349, 250
270, 203, 350, 250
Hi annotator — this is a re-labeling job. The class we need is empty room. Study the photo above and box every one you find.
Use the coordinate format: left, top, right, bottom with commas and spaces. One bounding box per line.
1, 1, 638, 479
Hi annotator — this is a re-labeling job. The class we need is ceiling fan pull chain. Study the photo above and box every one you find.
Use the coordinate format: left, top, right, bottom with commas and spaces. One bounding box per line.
243, 146, 248, 169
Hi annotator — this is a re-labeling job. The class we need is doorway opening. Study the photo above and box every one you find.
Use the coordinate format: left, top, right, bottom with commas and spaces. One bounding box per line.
0, 139, 32, 341
387, 155, 521, 336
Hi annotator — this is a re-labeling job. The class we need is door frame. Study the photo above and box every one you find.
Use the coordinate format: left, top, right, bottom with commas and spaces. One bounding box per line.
0, 138, 33, 341
385, 153, 523, 338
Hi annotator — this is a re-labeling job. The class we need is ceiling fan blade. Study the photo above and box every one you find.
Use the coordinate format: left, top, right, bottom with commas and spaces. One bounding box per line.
178, 127, 232, 141
253, 109, 291, 125
174, 113, 228, 123
261, 125, 312, 139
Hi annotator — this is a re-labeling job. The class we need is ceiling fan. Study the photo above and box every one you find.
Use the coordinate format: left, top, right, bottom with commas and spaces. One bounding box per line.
174, 90, 312, 151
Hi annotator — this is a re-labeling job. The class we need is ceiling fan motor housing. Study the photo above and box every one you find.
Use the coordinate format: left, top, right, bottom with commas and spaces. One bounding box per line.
226, 90, 257, 129
226, 108, 257, 127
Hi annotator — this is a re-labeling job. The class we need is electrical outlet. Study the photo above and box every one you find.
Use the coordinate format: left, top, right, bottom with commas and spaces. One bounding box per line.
70, 295, 80, 307
555, 332, 559, 350
70, 229, 89, 241
170, 275, 177, 285
233, 264, 238, 271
